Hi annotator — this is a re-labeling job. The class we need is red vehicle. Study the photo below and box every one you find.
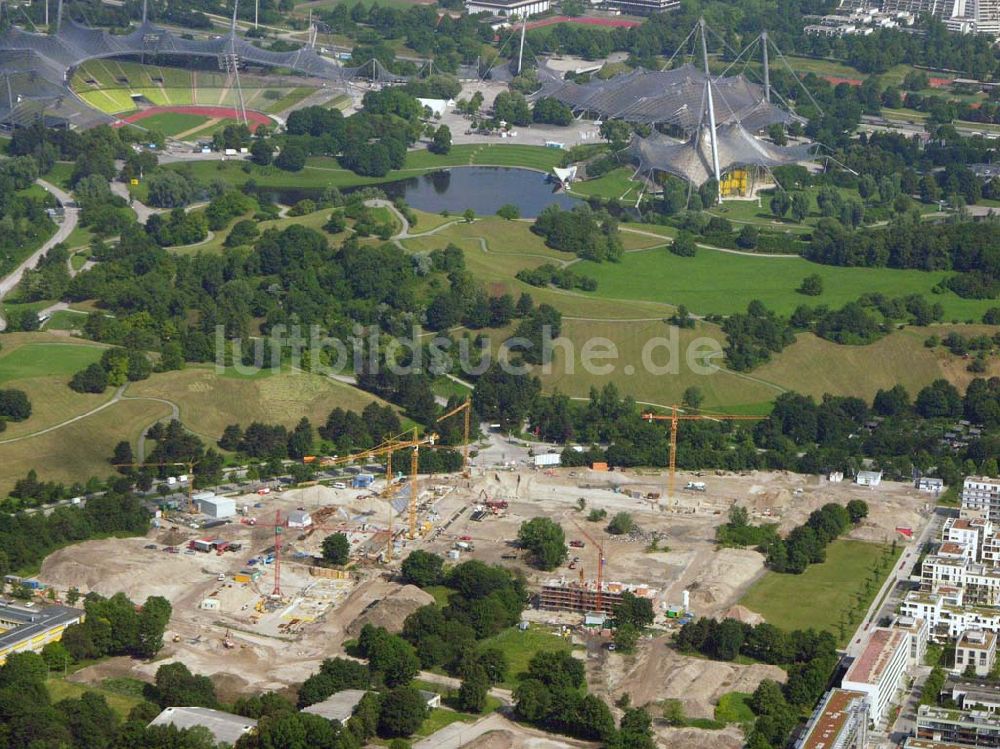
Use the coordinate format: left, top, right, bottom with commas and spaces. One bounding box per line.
459, 535, 472, 541
569, 540, 585, 548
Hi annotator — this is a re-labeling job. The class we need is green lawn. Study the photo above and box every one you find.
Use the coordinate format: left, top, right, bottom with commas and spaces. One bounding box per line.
715, 692, 754, 725
478, 625, 573, 689
136, 112, 211, 137
423, 585, 453, 607
46, 677, 144, 718
570, 167, 641, 201
740, 539, 902, 644
414, 708, 476, 737
0, 342, 104, 383
573, 245, 994, 319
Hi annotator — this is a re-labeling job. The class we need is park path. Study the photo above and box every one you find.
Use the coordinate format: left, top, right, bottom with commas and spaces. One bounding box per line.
0, 179, 80, 331
0, 385, 125, 445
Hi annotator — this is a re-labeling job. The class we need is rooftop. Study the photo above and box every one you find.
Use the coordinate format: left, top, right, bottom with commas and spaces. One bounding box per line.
905, 739, 975, 749
0, 603, 83, 650
844, 629, 907, 685
149, 707, 257, 745
301, 689, 367, 724
798, 689, 867, 749
958, 630, 997, 650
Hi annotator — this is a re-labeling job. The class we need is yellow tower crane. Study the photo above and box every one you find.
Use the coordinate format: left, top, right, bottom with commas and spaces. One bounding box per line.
642, 406, 763, 505
435, 396, 472, 478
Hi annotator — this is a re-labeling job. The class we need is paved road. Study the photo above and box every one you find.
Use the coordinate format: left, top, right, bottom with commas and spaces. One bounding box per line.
0, 178, 80, 331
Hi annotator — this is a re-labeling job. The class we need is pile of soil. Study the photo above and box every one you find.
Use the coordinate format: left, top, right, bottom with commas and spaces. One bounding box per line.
346, 584, 434, 636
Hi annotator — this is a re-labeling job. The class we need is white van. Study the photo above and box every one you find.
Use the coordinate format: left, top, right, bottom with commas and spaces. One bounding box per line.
333, 482, 347, 490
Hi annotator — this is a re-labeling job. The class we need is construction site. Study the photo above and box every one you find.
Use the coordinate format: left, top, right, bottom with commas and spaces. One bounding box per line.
35, 422, 935, 720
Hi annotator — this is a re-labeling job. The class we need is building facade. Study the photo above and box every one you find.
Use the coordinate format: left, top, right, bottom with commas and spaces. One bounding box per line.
956, 630, 998, 677
464, 0, 550, 17
916, 704, 1000, 748
795, 689, 869, 749
0, 603, 84, 664
842, 628, 910, 726
963, 477, 1000, 521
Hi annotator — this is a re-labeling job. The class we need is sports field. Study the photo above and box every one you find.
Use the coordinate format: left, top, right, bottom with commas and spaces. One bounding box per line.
71, 59, 318, 115
129, 111, 211, 138
740, 539, 901, 645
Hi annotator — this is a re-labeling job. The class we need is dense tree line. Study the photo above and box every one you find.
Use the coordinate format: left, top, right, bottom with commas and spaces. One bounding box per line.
516, 262, 598, 292
763, 501, 867, 574
61, 592, 171, 661
0, 487, 148, 573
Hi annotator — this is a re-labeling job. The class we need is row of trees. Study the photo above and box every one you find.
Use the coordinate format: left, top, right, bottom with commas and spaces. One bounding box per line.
764, 502, 868, 574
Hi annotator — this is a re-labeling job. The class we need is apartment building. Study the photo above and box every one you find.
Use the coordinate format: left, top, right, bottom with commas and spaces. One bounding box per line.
795, 689, 869, 749
916, 704, 1000, 748
956, 630, 998, 677
921, 557, 1000, 606
894, 615, 929, 666
900, 589, 1000, 641
951, 675, 1000, 712
963, 477, 1000, 522
842, 628, 910, 726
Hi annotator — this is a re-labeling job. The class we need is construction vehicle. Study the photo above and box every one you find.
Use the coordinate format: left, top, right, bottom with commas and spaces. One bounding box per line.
436, 396, 473, 478
642, 406, 763, 504
223, 630, 235, 649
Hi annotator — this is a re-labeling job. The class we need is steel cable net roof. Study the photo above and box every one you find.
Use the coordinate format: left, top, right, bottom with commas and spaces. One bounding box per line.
627, 125, 817, 188
0, 19, 411, 123
536, 62, 797, 132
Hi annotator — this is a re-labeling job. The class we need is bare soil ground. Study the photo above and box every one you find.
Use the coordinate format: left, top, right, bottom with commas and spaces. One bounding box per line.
588, 635, 785, 719
34, 466, 930, 709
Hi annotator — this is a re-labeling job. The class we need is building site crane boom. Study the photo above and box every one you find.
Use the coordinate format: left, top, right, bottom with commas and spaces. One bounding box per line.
570, 517, 606, 614
435, 396, 472, 478
642, 406, 764, 505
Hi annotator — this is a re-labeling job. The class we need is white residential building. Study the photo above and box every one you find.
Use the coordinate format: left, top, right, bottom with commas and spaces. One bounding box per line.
842, 628, 910, 726
921, 556, 1000, 606
465, 0, 549, 17
894, 615, 929, 666
856, 470, 883, 487
900, 588, 1000, 641
918, 477, 945, 494
962, 476, 1000, 521
795, 689, 869, 749
955, 630, 998, 676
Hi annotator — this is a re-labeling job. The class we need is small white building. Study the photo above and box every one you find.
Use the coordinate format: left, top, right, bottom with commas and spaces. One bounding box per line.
856, 470, 883, 487
955, 630, 997, 677
196, 495, 235, 519
828, 471, 844, 483
419, 690, 442, 709
301, 689, 368, 724
287, 510, 312, 529
918, 477, 945, 494
149, 707, 257, 746
842, 628, 910, 726
417, 98, 453, 117
533, 453, 560, 468
465, 0, 549, 17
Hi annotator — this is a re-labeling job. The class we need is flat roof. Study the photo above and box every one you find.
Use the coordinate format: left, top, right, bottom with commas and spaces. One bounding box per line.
301, 689, 367, 723
844, 629, 907, 685
958, 631, 996, 650
799, 689, 867, 749
149, 707, 257, 745
906, 739, 972, 749
0, 603, 83, 650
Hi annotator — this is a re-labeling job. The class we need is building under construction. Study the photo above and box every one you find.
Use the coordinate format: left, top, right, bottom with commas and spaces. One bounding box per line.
538, 578, 659, 617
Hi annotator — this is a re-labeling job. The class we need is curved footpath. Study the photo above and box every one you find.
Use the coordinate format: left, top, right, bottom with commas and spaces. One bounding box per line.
0, 179, 80, 331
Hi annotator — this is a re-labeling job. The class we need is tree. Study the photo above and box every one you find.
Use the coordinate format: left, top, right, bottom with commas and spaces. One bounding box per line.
517, 517, 567, 570
136, 596, 172, 658
250, 139, 275, 166
41, 641, 72, 671
69, 363, 109, 394
497, 204, 520, 220
606, 512, 634, 535
276, 143, 307, 172
364, 628, 421, 687
377, 686, 429, 737
322, 533, 351, 566
915, 379, 963, 418
791, 192, 810, 222
153, 662, 218, 708
430, 125, 452, 155
736, 224, 758, 249
770, 191, 791, 217
667, 228, 698, 257
146, 171, 194, 208
0, 389, 31, 421
457, 664, 489, 713
613, 622, 639, 652
797, 274, 824, 296
846, 500, 869, 523
399, 550, 444, 587
681, 386, 703, 411
614, 592, 654, 628
462, 208, 475, 223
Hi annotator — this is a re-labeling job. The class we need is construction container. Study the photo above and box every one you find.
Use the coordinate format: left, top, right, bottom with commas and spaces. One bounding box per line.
233, 574, 251, 584
447, 550, 460, 560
